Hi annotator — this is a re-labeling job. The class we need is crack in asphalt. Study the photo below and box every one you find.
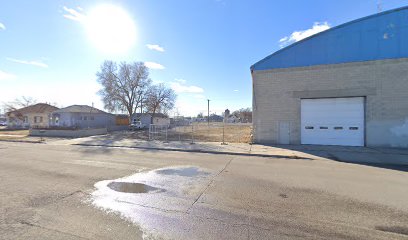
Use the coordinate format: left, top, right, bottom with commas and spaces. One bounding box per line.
187, 157, 234, 213
18, 220, 91, 240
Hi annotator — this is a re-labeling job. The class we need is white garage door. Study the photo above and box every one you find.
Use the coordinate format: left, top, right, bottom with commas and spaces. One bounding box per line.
301, 97, 364, 146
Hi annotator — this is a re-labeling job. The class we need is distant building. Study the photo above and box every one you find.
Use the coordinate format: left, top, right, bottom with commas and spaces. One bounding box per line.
224, 109, 230, 119
6, 103, 59, 128
50, 105, 115, 129
170, 116, 190, 126
0, 114, 6, 124
209, 114, 224, 122
226, 115, 239, 123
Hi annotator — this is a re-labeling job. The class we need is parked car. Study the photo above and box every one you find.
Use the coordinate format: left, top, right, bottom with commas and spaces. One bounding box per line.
0, 121, 7, 126
129, 120, 145, 130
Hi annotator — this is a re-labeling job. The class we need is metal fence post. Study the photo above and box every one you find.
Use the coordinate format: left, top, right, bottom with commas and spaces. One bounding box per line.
165, 125, 168, 143
221, 121, 227, 145
191, 124, 195, 144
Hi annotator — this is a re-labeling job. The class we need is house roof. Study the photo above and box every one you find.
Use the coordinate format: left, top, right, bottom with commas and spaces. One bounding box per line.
251, 6, 408, 71
7, 103, 59, 115
53, 105, 110, 114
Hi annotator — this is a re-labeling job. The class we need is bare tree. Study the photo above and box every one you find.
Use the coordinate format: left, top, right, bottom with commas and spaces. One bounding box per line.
145, 84, 176, 123
232, 107, 252, 123
96, 61, 152, 117
3, 96, 37, 112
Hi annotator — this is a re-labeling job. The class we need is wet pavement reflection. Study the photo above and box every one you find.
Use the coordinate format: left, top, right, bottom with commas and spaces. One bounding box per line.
107, 182, 163, 194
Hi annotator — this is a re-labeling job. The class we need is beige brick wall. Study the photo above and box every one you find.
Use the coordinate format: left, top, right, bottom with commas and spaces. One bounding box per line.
252, 58, 408, 148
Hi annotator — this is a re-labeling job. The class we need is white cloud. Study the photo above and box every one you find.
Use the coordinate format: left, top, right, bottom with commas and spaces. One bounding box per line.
0, 22, 5, 30
279, 22, 330, 48
0, 70, 16, 81
170, 81, 204, 94
144, 62, 165, 70
194, 94, 206, 99
146, 44, 165, 52
62, 6, 86, 22
7, 58, 49, 68
175, 78, 186, 83
233, 89, 239, 92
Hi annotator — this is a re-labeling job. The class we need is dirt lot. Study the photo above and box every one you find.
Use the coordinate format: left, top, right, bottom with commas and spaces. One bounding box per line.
159, 123, 252, 143
126, 123, 252, 143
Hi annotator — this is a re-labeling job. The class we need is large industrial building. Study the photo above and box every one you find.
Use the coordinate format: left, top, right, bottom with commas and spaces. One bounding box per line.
251, 7, 408, 148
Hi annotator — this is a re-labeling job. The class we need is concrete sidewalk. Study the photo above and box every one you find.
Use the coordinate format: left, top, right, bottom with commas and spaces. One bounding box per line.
48, 134, 408, 167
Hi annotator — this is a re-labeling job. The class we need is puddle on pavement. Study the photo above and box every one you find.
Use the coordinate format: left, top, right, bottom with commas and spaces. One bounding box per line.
376, 226, 408, 236
107, 182, 162, 194
91, 166, 213, 238
156, 167, 209, 177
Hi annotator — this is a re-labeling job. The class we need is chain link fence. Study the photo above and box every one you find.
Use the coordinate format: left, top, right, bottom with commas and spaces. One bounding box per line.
148, 122, 252, 143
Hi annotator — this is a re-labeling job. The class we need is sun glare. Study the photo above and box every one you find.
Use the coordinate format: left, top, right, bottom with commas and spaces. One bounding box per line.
85, 4, 136, 54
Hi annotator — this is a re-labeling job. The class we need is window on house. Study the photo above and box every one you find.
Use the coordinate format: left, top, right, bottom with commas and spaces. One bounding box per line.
24, 116, 28, 123
83, 116, 87, 121
305, 126, 314, 130
39, 117, 43, 123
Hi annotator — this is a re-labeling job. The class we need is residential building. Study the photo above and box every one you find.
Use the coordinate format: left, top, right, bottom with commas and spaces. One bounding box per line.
226, 115, 239, 123
251, 7, 408, 147
6, 103, 59, 128
50, 105, 115, 129
131, 113, 170, 126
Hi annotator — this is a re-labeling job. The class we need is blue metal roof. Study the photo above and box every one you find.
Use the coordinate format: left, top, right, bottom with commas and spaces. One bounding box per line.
251, 6, 408, 71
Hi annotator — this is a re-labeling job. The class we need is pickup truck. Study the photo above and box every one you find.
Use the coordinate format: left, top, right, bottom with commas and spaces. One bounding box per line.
129, 120, 145, 130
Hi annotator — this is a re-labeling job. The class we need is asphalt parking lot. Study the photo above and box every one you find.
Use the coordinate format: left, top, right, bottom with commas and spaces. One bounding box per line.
0, 141, 407, 239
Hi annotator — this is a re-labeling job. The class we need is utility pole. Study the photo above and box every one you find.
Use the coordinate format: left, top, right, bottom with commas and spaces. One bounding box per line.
207, 99, 210, 127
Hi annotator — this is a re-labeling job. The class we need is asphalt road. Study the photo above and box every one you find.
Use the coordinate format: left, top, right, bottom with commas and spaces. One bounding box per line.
0, 141, 407, 239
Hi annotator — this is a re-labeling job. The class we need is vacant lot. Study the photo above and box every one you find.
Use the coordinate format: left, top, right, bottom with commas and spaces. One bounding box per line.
162, 123, 252, 143
127, 123, 252, 143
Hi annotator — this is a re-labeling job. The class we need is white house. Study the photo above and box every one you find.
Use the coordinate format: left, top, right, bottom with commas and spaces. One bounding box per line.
50, 105, 115, 129
131, 113, 170, 126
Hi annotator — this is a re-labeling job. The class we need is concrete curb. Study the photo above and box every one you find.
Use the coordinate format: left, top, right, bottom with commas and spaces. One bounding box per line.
72, 143, 312, 160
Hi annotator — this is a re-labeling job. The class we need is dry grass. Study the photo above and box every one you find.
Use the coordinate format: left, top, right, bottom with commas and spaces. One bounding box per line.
167, 123, 252, 143
0, 129, 29, 140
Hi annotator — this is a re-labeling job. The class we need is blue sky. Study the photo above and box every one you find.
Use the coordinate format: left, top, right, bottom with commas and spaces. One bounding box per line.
1, 0, 407, 116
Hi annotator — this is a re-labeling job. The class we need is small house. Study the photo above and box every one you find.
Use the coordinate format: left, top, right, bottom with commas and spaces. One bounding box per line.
50, 105, 115, 129
6, 103, 59, 128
